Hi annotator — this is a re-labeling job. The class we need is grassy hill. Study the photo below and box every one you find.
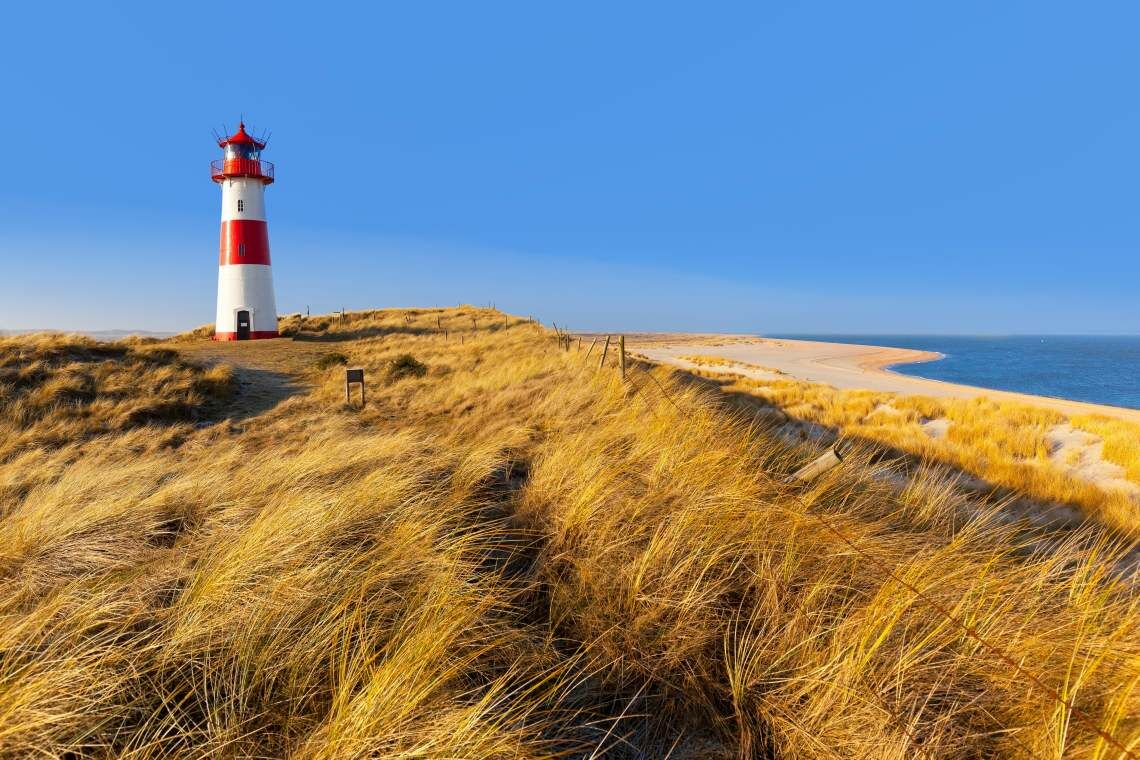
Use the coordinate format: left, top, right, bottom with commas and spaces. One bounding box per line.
0, 307, 1137, 758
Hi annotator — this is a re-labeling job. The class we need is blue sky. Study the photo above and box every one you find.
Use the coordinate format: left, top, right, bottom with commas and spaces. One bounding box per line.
1, 2, 1138, 334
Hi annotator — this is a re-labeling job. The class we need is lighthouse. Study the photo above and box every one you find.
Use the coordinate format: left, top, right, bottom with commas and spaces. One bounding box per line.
210, 121, 278, 340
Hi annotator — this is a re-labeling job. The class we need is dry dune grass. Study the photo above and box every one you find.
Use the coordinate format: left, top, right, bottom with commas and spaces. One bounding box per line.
0, 307, 1138, 758
679, 353, 786, 375
0, 335, 234, 500
681, 366, 1140, 537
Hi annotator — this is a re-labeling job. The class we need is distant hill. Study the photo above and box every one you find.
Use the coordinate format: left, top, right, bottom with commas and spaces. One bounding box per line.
0, 328, 175, 341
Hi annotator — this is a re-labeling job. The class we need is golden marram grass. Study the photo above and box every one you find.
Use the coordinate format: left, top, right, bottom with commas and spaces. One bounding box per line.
674, 353, 1140, 538
0, 308, 1137, 758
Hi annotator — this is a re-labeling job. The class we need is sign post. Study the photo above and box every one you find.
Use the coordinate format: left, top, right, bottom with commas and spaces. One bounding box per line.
345, 367, 365, 406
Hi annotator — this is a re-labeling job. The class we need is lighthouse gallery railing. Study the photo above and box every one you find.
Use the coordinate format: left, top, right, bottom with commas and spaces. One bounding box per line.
210, 158, 275, 182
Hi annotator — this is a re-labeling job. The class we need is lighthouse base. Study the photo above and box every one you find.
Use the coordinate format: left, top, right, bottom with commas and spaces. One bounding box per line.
213, 331, 280, 341
215, 264, 278, 340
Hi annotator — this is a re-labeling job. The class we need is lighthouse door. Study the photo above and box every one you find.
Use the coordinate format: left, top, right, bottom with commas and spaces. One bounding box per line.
236, 310, 251, 340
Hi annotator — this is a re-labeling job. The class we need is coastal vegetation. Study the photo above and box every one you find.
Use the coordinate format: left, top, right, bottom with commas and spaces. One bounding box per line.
0, 334, 234, 467
1071, 413, 1140, 483
0, 308, 1137, 758
675, 354, 1140, 538
678, 353, 786, 375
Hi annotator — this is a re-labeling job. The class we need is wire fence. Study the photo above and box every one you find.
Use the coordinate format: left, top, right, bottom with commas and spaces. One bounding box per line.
549, 327, 1137, 760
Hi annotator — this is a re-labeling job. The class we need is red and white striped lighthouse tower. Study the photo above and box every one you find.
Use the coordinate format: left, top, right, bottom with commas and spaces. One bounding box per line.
210, 121, 278, 340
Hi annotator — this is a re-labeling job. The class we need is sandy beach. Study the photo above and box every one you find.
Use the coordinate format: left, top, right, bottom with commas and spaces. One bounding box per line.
626, 333, 1140, 424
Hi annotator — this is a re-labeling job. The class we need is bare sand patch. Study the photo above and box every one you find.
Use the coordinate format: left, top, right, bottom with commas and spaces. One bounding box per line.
921, 418, 950, 439
871, 402, 901, 417
1047, 424, 1140, 497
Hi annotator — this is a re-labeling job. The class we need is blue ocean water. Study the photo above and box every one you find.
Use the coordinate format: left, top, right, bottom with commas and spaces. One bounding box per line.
767, 335, 1140, 411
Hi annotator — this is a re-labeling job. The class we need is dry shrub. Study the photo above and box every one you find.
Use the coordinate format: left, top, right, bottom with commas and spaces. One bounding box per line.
314, 352, 350, 370
387, 353, 427, 381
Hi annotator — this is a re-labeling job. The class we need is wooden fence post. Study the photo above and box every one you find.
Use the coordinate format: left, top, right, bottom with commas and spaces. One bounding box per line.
598, 335, 611, 369
620, 335, 626, 379
786, 443, 847, 484
585, 337, 598, 360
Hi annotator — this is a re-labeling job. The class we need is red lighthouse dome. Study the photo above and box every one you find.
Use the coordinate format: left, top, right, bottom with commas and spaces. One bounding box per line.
211, 122, 274, 185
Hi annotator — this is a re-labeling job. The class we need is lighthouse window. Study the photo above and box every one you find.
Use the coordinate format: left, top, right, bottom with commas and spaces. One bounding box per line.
237, 199, 244, 212
239, 243, 246, 257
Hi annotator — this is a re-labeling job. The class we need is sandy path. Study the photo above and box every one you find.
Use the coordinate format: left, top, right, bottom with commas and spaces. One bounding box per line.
628, 334, 1140, 424
174, 339, 331, 420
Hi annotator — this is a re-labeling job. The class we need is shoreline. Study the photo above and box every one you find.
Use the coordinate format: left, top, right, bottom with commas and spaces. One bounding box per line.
625, 333, 1140, 424
880, 349, 1140, 419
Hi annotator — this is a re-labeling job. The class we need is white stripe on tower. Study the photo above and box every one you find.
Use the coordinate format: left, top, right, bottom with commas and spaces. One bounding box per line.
220, 178, 267, 222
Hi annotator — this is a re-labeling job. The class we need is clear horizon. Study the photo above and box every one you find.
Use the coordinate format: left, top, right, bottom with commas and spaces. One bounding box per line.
2, 2, 1138, 334
7, 326, 1140, 340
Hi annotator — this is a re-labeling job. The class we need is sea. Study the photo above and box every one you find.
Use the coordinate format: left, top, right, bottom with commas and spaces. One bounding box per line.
767, 335, 1140, 411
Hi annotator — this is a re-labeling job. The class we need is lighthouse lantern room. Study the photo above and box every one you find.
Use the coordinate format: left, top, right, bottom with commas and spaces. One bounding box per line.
210, 121, 278, 340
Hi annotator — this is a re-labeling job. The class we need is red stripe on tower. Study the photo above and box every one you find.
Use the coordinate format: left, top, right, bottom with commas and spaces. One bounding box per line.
219, 220, 271, 265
